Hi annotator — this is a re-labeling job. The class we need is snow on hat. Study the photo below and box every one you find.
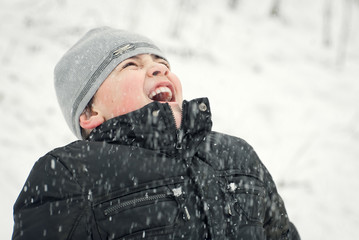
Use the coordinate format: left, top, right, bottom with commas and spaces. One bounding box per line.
54, 26, 167, 139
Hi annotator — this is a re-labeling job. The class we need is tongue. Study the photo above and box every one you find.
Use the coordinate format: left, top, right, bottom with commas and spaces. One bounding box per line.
152, 92, 172, 102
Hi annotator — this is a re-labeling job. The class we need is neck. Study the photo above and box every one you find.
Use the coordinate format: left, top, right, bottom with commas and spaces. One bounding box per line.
170, 103, 182, 128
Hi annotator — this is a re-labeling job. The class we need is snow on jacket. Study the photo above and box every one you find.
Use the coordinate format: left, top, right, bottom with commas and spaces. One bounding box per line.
12, 98, 300, 240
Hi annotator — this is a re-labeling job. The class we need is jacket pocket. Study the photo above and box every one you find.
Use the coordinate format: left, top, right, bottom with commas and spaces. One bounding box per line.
222, 174, 266, 224
113, 225, 175, 240
95, 182, 186, 239
103, 191, 173, 216
231, 184, 266, 223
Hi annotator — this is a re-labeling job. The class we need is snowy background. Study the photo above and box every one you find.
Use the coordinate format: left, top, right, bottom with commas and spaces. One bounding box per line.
1, 0, 359, 239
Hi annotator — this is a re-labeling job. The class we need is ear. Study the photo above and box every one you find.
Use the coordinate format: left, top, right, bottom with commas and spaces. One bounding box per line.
79, 109, 105, 130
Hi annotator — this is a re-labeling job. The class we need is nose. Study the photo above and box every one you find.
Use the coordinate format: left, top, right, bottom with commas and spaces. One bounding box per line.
147, 63, 169, 77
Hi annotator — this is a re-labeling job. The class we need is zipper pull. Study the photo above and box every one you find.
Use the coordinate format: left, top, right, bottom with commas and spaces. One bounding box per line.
183, 205, 191, 221
87, 189, 93, 202
176, 129, 184, 149
225, 203, 234, 216
171, 186, 190, 221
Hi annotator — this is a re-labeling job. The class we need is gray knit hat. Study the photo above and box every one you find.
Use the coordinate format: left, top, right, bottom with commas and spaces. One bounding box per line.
54, 27, 167, 139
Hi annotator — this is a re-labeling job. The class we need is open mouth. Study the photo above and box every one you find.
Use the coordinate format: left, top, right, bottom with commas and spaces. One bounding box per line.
148, 86, 174, 102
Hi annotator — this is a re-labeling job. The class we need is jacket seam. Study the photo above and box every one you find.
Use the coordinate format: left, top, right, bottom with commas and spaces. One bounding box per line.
66, 207, 87, 240
48, 153, 83, 188
215, 170, 265, 184
47, 153, 92, 239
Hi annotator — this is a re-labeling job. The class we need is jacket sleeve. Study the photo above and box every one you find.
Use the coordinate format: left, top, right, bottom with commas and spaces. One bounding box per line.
261, 165, 301, 240
12, 154, 91, 240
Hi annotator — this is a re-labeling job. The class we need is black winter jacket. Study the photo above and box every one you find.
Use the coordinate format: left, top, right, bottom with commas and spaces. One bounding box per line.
13, 98, 300, 240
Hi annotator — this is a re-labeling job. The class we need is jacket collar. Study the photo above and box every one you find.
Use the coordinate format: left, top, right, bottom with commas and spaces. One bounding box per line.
88, 98, 212, 153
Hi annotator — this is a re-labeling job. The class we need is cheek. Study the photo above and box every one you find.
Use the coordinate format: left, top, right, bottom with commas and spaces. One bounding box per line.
113, 81, 147, 115
170, 73, 183, 100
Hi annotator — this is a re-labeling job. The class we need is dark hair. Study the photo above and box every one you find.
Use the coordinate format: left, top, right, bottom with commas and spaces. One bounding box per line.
80, 97, 94, 139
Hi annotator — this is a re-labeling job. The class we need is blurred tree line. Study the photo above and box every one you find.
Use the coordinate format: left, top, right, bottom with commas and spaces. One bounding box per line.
267, 0, 358, 65
170, 0, 358, 65
41, 0, 359, 65
239, 0, 358, 65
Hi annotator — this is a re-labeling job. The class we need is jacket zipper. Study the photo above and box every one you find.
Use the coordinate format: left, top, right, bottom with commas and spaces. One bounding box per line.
103, 187, 191, 221
104, 192, 172, 216
166, 101, 185, 150
176, 129, 184, 149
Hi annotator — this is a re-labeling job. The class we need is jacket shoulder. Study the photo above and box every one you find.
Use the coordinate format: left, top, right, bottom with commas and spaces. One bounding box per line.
197, 131, 268, 181
12, 141, 88, 240
14, 141, 85, 210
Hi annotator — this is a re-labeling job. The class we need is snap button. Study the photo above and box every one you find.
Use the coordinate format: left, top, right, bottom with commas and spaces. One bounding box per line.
152, 110, 160, 117
198, 102, 207, 112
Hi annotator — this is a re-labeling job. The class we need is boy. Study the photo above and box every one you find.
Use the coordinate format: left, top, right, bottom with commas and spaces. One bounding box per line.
12, 27, 300, 239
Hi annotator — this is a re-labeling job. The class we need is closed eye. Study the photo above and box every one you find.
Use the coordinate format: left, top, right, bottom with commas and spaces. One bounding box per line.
122, 61, 138, 69
154, 60, 170, 70
159, 61, 170, 69
152, 55, 170, 69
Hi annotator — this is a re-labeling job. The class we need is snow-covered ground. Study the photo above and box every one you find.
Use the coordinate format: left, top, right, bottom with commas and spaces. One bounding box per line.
1, 0, 359, 239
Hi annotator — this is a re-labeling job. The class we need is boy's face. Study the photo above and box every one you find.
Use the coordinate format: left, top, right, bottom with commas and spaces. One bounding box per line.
84, 54, 183, 129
